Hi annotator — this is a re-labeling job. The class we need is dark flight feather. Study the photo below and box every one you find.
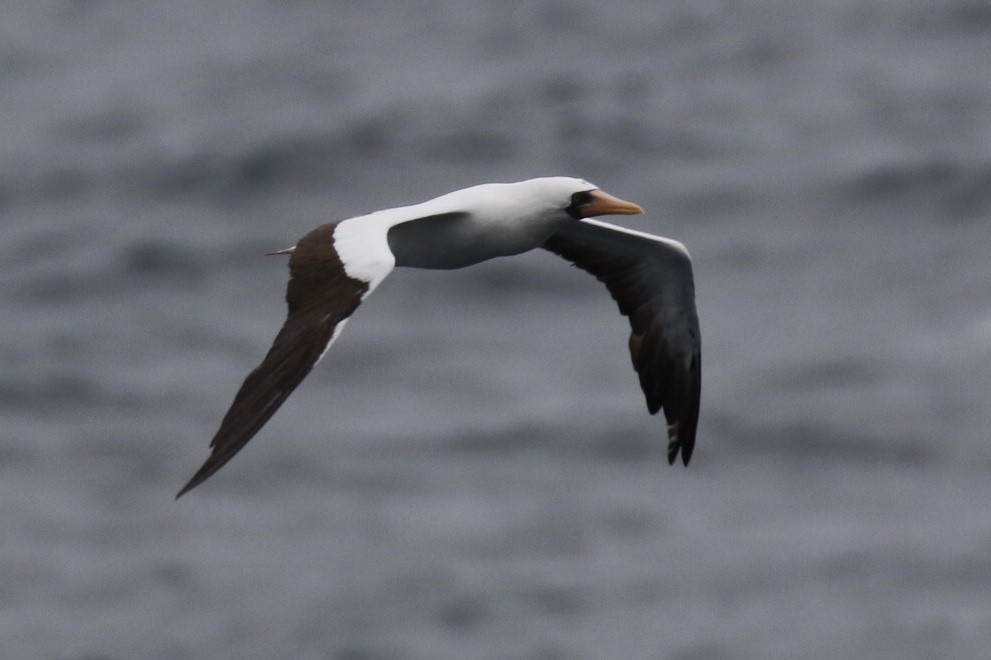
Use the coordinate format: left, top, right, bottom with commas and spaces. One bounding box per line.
177, 223, 368, 497
543, 220, 701, 465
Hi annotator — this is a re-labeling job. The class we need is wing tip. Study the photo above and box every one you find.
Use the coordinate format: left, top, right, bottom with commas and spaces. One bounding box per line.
666, 421, 695, 467
175, 458, 222, 499
665, 439, 694, 466
175, 473, 203, 499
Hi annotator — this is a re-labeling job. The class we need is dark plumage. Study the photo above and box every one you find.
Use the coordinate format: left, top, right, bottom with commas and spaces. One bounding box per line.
178, 178, 700, 497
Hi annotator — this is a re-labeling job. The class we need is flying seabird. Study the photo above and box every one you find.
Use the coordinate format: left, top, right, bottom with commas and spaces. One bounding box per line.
177, 177, 700, 497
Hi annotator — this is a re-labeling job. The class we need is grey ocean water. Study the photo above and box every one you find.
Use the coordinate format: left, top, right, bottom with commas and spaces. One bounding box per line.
2, 2, 990, 658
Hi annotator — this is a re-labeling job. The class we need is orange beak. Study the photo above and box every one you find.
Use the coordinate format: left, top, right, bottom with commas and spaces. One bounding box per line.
580, 190, 644, 217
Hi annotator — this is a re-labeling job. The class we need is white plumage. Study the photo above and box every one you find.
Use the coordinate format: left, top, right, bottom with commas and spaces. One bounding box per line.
178, 177, 700, 497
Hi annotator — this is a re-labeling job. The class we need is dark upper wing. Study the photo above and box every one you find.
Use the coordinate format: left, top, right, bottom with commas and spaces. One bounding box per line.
543, 218, 701, 465
176, 223, 371, 497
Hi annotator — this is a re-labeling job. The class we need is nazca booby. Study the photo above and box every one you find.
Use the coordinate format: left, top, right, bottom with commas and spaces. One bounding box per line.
177, 177, 700, 497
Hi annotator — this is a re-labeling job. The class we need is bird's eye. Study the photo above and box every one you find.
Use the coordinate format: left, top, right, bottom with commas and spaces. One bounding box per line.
571, 191, 592, 205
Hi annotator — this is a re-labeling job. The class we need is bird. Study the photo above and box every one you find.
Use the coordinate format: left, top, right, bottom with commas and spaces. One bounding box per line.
177, 177, 700, 497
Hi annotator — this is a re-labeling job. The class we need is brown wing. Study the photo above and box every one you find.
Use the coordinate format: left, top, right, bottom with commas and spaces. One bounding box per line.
177, 223, 370, 497
543, 218, 701, 465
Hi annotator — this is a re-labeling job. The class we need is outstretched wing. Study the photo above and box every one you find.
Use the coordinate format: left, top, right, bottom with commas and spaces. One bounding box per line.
177, 221, 384, 497
543, 218, 701, 465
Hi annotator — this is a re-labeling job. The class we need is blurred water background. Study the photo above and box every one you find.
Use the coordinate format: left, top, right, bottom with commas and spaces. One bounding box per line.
2, 2, 990, 658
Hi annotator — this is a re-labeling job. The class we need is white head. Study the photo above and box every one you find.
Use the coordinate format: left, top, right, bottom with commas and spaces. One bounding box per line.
442, 176, 644, 225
